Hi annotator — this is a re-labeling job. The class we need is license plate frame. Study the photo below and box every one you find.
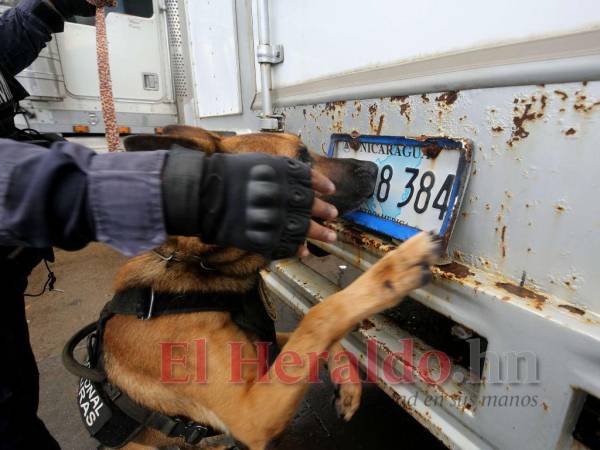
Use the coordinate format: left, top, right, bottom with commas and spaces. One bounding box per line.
328, 133, 472, 244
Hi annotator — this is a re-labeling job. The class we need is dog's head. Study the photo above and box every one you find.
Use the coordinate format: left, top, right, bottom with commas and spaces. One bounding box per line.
125, 125, 377, 215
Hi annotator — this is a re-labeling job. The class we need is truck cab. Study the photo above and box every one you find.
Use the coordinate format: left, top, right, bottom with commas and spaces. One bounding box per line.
1, 0, 177, 135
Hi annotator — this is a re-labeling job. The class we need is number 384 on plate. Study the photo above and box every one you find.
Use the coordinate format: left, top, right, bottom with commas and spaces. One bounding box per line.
328, 134, 472, 244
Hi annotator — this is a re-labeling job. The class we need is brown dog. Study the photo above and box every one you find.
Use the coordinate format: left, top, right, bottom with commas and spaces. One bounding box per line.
101, 126, 440, 450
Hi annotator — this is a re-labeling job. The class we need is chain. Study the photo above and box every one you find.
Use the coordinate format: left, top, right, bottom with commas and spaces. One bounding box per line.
87, 0, 120, 151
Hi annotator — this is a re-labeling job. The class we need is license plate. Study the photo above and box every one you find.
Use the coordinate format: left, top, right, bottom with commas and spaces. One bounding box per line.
329, 134, 472, 243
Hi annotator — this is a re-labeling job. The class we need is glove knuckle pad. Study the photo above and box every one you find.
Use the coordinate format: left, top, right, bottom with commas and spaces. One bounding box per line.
246, 207, 281, 230
247, 180, 281, 207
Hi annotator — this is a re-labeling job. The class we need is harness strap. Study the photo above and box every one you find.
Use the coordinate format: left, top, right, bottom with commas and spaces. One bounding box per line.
103, 382, 213, 445
106, 287, 243, 320
105, 286, 278, 355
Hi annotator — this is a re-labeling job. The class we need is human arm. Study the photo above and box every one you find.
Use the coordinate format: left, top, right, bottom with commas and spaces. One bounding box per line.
0, 140, 337, 258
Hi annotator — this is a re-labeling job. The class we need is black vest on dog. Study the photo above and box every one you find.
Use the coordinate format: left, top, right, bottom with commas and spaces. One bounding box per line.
64, 282, 278, 449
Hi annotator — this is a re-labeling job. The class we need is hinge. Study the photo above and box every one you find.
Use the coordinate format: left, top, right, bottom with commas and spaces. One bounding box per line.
257, 44, 284, 65
259, 115, 285, 132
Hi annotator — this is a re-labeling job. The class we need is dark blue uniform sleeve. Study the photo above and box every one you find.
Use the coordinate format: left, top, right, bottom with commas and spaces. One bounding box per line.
0, 0, 58, 76
0, 139, 169, 256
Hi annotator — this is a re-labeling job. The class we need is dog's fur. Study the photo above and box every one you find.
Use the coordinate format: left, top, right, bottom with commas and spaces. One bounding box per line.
103, 126, 440, 450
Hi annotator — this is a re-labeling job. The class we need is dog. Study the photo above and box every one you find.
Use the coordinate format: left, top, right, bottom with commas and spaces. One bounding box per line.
98, 126, 440, 450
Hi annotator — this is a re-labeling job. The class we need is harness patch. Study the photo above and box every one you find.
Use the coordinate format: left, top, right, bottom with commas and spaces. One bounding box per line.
78, 377, 111, 436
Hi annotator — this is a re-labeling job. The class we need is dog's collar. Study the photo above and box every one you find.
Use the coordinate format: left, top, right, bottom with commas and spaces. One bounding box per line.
152, 249, 216, 271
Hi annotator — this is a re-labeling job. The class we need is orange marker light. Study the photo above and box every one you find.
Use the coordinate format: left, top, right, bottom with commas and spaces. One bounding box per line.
118, 126, 131, 134
73, 125, 90, 134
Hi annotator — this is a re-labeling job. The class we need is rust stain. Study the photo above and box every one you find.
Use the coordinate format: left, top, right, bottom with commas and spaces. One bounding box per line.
564, 128, 577, 136
554, 90, 568, 100
422, 142, 443, 159
558, 304, 585, 315
436, 262, 474, 280
323, 100, 345, 112
354, 101, 362, 113
491, 126, 504, 133
554, 204, 566, 213
573, 98, 600, 113
542, 402, 549, 412
435, 91, 459, 106
348, 132, 361, 151
496, 282, 547, 309
500, 225, 507, 258
367, 104, 381, 134
375, 114, 385, 135
325, 221, 396, 255
399, 102, 411, 121
508, 95, 548, 146
322, 101, 346, 133
391, 95, 408, 102
421, 94, 430, 103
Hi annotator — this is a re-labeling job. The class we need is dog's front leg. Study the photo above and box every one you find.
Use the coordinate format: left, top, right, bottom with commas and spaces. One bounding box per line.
277, 332, 362, 421
226, 232, 440, 450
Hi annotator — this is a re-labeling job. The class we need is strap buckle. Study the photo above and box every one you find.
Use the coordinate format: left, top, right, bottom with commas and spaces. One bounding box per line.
138, 289, 156, 320
170, 417, 209, 445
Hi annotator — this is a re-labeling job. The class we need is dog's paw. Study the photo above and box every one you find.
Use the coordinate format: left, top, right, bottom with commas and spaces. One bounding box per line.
333, 381, 362, 421
362, 232, 442, 308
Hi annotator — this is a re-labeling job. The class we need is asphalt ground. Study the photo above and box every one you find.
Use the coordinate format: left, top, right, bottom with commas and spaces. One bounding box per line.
25, 243, 445, 450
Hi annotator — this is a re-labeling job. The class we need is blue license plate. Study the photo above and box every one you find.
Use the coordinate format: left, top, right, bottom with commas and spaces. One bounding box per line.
329, 134, 472, 243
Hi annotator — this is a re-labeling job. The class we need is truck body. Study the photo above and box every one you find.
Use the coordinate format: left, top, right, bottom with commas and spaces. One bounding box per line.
10, 0, 600, 448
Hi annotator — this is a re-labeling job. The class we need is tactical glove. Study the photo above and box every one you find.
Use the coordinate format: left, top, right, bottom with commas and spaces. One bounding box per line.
163, 149, 315, 260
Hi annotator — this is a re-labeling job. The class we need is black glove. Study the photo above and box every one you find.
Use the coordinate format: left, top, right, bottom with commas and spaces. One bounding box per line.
163, 149, 314, 260
49, 0, 106, 18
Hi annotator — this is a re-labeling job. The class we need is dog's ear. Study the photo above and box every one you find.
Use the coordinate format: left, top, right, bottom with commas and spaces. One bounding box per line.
162, 125, 222, 154
124, 125, 223, 153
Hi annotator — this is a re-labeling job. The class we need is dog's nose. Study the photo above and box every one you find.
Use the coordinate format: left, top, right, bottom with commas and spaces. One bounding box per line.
354, 160, 379, 180
354, 161, 378, 196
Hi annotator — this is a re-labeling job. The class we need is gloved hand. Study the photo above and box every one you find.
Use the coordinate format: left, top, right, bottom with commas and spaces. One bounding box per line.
49, 0, 115, 18
163, 149, 338, 260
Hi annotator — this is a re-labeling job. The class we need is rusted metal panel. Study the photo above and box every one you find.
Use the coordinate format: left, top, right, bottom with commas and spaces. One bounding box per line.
262, 81, 600, 450
263, 249, 600, 450
278, 82, 600, 315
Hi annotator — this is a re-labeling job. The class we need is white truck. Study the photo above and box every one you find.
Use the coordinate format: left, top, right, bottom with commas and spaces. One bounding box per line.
9, 0, 600, 448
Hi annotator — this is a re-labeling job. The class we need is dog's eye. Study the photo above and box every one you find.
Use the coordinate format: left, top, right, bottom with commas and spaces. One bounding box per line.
297, 146, 313, 167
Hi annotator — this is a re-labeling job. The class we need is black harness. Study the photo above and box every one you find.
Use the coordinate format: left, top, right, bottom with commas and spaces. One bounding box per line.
63, 282, 277, 449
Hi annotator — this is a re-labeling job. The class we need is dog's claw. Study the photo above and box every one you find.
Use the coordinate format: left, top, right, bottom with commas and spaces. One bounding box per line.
333, 382, 361, 422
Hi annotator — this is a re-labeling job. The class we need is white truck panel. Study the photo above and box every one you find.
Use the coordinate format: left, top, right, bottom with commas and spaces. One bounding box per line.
255, 0, 600, 90
184, 0, 242, 118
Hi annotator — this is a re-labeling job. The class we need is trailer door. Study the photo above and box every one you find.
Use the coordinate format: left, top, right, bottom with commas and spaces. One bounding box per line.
56, 0, 173, 103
